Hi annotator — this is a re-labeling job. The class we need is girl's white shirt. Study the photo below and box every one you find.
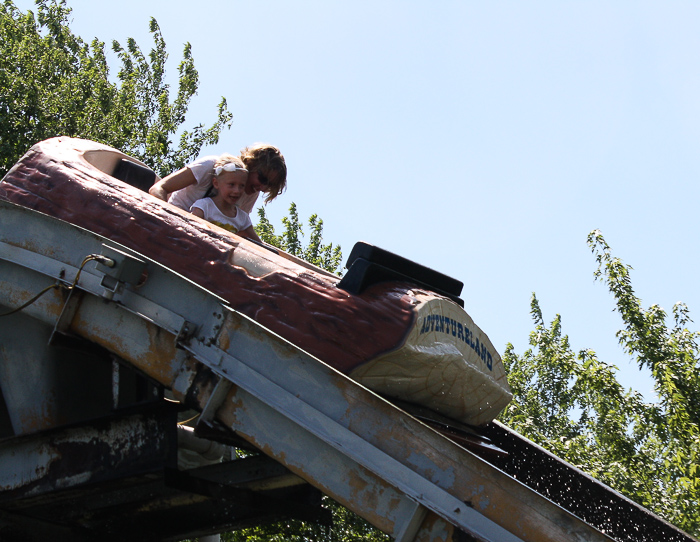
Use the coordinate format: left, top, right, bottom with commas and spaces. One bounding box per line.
167, 156, 259, 213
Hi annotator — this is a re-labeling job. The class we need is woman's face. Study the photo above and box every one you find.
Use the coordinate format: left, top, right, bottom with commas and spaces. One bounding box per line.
246, 170, 271, 194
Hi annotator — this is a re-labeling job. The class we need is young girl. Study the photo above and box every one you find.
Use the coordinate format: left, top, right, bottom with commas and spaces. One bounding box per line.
189, 155, 261, 242
149, 143, 287, 214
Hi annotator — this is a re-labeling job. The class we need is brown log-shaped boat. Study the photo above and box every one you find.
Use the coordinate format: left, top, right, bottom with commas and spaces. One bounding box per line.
0, 137, 511, 425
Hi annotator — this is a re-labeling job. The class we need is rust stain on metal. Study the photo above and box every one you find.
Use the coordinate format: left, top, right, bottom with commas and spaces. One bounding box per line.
143, 324, 184, 385
413, 511, 452, 542
217, 327, 231, 352
170, 356, 201, 402
333, 471, 396, 534
224, 387, 245, 412
0, 281, 64, 320
18, 398, 58, 435
213, 397, 396, 534
7, 236, 58, 260
69, 310, 181, 388
334, 388, 572, 541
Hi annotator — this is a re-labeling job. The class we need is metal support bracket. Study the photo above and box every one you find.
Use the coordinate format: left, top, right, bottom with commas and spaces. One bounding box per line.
48, 284, 83, 346
96, 245, 147, 301
176, 320, 198, 347
394, 498, 429, 542
198, 378, 234, 429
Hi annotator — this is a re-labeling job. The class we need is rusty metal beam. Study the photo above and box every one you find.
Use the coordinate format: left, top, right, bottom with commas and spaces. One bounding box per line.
0, 405, 177, 503
0, 403, 324, 541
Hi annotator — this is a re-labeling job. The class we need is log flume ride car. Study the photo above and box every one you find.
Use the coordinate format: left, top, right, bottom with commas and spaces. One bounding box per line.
0, 137, 511, 427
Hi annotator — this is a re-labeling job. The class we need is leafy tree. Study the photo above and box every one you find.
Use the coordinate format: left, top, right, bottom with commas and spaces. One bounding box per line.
500, 230, 700, 536
0, 0, 231, 178
221, 498, 389, 542
256, 202, 344, 275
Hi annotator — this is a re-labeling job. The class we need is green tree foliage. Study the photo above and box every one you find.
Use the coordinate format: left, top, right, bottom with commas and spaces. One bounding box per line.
221, 497, 389, 542
500, 230, 700, 536
0, 0, 231, 177
256, 202, 344, 275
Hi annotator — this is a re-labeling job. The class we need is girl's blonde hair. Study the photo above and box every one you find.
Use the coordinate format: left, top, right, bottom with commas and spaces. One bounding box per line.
214, 154, 246, 171
240, 144, 287, 204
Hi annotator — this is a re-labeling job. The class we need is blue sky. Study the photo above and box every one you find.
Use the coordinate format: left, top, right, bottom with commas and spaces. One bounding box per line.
15, 0, 700, 398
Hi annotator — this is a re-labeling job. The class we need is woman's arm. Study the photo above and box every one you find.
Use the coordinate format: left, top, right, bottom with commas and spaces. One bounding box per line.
149, 167, 197, 201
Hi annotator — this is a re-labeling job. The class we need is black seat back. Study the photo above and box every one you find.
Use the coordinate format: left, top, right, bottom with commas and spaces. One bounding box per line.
338, 242, 464, 306
112, 159, 157, 192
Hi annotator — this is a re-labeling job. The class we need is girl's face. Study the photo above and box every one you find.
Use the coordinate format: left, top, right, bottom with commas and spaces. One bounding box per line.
246, 170, 272, 194
213, 170, 248, 206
